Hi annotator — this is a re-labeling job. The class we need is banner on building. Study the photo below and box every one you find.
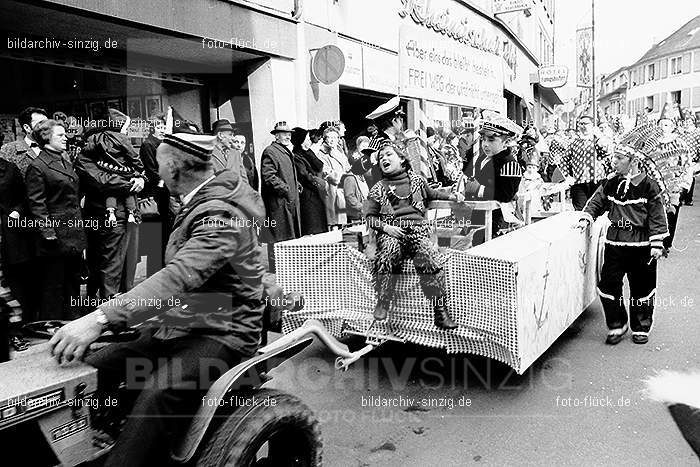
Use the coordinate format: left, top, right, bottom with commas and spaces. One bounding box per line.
493, 0, 532, 15
576, 27, 593, 88
399, 24, 504, 111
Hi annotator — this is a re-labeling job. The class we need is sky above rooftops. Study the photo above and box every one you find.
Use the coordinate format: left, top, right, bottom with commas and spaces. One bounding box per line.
554, 0, 700, 101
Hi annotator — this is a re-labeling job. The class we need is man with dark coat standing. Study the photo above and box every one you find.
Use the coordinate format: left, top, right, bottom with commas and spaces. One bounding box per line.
76, 109, 145, 299
260, 122, 300, 272
138, 112, 172, 276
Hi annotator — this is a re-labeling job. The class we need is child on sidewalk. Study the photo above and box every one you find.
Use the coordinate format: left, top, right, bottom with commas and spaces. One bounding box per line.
364, 142, 463, 330
576, 144, 668, 345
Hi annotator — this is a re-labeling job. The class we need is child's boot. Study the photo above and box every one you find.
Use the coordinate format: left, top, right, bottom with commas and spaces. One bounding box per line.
434, 302, 457, 329
374, 299, 390, 321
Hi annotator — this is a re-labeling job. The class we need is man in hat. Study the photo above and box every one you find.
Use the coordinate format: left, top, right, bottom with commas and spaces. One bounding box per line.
367, 96, 406, 143
461, 114, 523, 237
260, 122, 300, 271
50, 130, 267, 466
577, 139, 668, 345
561, 114, 613, 210
211, 118, 249, 185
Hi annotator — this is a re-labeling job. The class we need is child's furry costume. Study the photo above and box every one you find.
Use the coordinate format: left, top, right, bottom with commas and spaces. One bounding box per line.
364, 168, 455, 327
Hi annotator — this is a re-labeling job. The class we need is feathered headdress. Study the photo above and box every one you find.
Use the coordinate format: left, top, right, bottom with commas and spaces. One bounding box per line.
616, 123, 668, 202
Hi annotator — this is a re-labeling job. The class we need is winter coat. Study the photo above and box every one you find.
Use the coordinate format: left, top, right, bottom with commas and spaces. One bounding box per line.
0, 158, 34, 265
99, 170, 266, 356
293, 147, 328, 235
25, 149, 87, 257
260, 141, 301, 242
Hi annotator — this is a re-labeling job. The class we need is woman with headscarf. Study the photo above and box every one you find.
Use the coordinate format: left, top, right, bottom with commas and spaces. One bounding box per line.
291, 127, 328, 235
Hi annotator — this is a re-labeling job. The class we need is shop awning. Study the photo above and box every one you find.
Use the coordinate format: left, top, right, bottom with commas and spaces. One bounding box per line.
537, 85, 564, 106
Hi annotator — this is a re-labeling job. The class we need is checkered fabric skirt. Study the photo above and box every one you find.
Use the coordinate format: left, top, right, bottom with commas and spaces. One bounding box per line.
277, 241, 521, 371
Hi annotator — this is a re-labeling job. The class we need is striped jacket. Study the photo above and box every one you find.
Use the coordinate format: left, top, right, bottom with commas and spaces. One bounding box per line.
583, 172, 668, 248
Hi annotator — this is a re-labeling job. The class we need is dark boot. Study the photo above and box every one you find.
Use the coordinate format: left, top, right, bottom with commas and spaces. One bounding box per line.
434, 305, 457, 330
374, 300, 390, 321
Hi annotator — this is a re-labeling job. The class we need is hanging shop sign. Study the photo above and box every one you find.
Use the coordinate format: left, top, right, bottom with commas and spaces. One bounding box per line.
399, 23, 504, 110
493, 0, 532, 15
398, 0, 518, 73
538, 65, 568, 88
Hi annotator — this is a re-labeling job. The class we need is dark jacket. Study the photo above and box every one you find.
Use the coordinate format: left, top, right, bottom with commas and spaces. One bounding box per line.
0, 138, 39, 176
463, 148, 522, 203
79, 132, 142, 221
293, 147, 328, 235
100, 170, 266, 356
583, 172, 669, 248
260, 142, 300, 242
0, 158, 34, 265
242, 151, 259, 191
25, 149, 87, 257
139, 134, 173, 225
212, 144, 249, 186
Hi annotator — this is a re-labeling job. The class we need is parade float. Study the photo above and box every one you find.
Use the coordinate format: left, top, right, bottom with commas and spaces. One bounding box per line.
275, 199, 607, 375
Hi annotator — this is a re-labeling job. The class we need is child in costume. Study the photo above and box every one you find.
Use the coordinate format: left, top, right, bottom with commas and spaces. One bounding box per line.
364, 141, 463, 329
518, 152, 545, 213
576, 135, 668, 345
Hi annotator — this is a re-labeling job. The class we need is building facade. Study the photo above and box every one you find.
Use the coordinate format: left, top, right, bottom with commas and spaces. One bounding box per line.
624, 15, 700, 121
598, 67, 628, 119
0, 0, 564, 161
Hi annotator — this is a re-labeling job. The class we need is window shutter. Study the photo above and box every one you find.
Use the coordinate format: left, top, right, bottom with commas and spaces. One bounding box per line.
682, 88, 691, 107
639, 66, 645, 84
682, 52, 691, 73
694, 51, 700, 72
693, 87, 700, 107
660, 59, 668, 78
652, 95, 659, 112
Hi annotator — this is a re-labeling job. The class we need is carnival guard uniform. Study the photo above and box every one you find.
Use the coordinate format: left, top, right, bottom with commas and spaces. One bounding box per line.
583, 144, 669, 344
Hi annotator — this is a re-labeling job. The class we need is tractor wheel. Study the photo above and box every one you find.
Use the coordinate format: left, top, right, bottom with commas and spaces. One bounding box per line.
195, 388, 322, 467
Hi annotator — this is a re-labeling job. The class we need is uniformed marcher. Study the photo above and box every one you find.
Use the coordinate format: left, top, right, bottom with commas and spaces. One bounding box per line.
678, 108, 700, 205
366, 96, 406, 143
49, 131, 267, 466
577, 129, 669, 345
461, 114, 523, 237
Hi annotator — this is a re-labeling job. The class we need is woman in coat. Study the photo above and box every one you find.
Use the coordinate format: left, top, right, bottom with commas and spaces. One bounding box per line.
316, 126, 350, 228
25, 119, 87, 320
291, 127, 328, 235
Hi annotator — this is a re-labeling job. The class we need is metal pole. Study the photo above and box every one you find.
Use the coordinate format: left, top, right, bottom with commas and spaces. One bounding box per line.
591, 0, 597, 181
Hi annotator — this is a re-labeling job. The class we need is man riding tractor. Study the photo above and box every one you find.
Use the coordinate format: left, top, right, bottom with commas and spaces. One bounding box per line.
43, 130, 320, 466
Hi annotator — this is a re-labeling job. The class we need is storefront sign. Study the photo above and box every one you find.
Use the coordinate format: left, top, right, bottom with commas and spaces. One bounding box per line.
399, 24, 504, 110
363, 47, 399, 94
493, 0, 531, 15
539, 65, 568, 88
338, 38, 363, 88
398, 0, 518, 73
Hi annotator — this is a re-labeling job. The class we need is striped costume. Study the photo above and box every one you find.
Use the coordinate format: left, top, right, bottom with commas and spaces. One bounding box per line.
583, 172, 669, 335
